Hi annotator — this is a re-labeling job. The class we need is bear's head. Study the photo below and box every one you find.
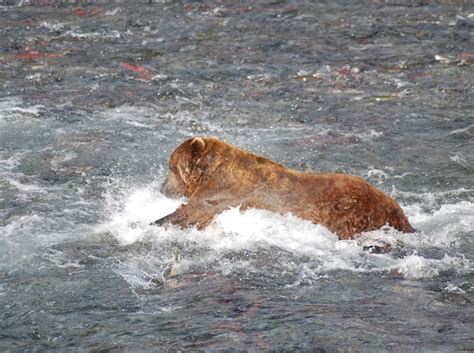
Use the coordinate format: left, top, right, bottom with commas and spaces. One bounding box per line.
161, 137, 216, 198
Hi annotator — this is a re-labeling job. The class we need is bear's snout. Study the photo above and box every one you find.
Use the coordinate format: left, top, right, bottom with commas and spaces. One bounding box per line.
160, 173, 181, 198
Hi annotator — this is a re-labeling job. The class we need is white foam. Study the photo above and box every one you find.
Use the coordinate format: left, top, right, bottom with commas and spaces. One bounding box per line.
443, 282, 467, 294
405, 201, 474, 246
105, 8, 121, 16
40, 21, 65, 31
0, 97, 46, 123
96, 187, 182, 245
0, 156, 21, 171
63, 29, 122, 40
357, 129, 384, 140
205, 208, 337, 254
125, 121, 155, 129
449, 124, 473, 136
391, 253, 469, 279
100, 186, 472, 288
43, 248, 84, 269
100, 105, 160, 126
0, 214, 59, 242
450, 154, 471, 168
365, 168, 389, 185
5, 178, 49, 194
392, 187, 473, 207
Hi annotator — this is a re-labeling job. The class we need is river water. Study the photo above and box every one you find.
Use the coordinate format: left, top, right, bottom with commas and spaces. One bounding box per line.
1, 1, 473, 351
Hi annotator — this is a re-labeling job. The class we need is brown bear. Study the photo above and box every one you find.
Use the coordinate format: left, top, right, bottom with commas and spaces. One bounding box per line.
153, 136, 415, 240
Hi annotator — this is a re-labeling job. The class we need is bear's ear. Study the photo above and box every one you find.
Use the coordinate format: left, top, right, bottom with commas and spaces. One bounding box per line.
190, 137, 206, 152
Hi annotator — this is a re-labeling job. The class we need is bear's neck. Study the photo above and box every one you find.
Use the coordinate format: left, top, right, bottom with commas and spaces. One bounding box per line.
211, 147, 289, 190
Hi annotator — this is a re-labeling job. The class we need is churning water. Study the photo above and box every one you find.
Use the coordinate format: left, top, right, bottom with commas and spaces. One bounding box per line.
1, 1, 473, 351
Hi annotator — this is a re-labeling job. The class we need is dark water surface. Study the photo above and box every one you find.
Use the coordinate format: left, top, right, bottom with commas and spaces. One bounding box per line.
1, 1, 473, 351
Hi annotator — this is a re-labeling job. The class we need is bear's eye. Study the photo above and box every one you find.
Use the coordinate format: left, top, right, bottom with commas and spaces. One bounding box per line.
184, 161, 190, 174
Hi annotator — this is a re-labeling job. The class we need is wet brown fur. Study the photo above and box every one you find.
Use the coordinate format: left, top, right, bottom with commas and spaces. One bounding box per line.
155, 137, 415, 240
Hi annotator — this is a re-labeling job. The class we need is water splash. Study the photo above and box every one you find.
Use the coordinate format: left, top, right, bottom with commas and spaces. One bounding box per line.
98, 187, 472, 290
